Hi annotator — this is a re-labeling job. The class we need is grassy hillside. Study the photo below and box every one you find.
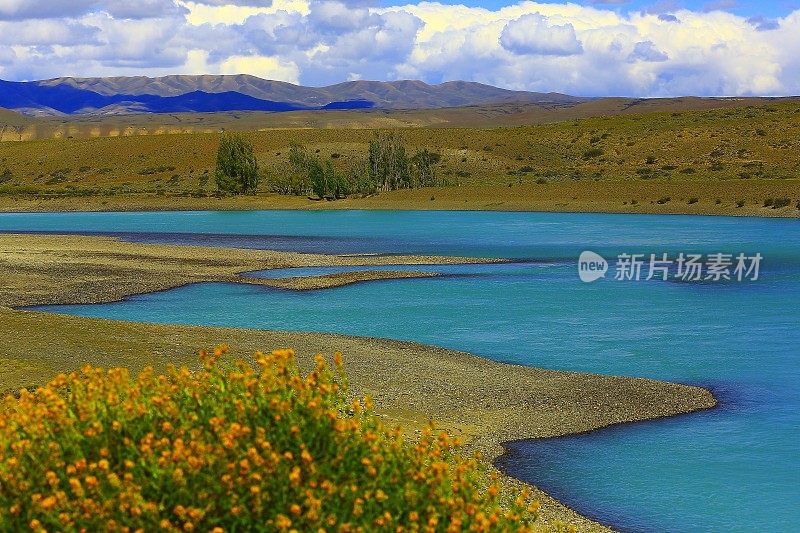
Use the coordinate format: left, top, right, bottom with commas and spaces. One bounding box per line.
2, 97, 798, 141
0, 101, 798, 215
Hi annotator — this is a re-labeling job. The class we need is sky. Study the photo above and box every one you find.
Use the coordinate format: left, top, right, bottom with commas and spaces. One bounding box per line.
0, 0, 799, 97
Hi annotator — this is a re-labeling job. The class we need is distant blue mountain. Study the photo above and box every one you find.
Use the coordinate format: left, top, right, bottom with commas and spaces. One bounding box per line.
0, 79, 375, 115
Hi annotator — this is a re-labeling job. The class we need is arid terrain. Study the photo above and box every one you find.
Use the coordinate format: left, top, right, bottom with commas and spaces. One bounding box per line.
1, 99, 798, 218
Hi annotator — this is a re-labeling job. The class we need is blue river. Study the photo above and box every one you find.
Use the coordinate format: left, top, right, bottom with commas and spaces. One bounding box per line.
1, 210, 798, 532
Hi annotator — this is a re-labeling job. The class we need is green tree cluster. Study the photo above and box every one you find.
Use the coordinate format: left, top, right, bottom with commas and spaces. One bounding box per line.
214, 134, 260, 195
271, 133, 442, 200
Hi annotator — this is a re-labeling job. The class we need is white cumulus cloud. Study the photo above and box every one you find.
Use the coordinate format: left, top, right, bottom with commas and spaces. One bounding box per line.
0, 0, 798, 97
500, 13, 584, 56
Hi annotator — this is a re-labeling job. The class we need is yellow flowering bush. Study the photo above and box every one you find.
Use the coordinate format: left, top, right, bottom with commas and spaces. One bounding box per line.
0, 347, 545, 532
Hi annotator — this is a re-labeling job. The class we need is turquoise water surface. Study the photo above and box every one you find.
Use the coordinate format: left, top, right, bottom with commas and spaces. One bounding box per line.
3, 210, 799, 532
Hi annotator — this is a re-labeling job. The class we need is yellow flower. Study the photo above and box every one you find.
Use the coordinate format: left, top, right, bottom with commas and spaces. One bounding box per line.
289, 466, 301, 485
275, 514, 292, 530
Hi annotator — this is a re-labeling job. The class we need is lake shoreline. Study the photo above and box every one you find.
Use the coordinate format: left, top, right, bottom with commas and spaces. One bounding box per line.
1, 182, 799, 219
494, 398, 721, 532
0, 233, 501, 307
0, 231, 719, 531
1, 307, 717, 532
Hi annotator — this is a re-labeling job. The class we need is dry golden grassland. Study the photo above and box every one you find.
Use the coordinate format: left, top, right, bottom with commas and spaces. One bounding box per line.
1, 102, 798, 216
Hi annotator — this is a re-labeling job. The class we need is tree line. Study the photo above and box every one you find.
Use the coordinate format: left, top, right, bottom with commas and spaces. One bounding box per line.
214, 132, 442, 198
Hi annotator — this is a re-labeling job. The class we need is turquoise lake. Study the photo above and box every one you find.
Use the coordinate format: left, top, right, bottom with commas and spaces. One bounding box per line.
2, 210, 798, 532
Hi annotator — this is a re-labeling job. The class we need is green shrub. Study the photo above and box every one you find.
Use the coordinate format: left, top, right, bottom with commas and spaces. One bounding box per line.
771, 197, 791, 208
582, 148, 604, 159
688, 197, 699, 204
46, 169, 71, 185
737, 199, 746, 208
0, 348, 544, 532
657, 196, 671, 204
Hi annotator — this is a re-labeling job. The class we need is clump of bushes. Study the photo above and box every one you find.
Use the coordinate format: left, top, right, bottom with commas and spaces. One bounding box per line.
582, 148, 604, 159
764, 197, 791, 209
657, 196, 672, 204
272, 133, 443, 199
0, 348, 544, 532
46, 169, 72, 185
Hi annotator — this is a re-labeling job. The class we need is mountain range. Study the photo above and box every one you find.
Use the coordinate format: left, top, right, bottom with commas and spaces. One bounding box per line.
0, 75, 586, 116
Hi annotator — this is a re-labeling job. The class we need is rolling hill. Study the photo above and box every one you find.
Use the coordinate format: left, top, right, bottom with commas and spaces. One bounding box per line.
1, 75, 586, 116
2, 94, 798, 142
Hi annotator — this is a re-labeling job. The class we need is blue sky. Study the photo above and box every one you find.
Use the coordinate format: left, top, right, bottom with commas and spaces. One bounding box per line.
1, 0, 799, 96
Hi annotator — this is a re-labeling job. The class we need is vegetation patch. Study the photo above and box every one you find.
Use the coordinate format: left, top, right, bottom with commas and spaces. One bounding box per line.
764, 197, 792, 209
0, 348, 550, 532
270, 133, 443, 199
215, 134, 259, 195
582, 148, 604, 160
